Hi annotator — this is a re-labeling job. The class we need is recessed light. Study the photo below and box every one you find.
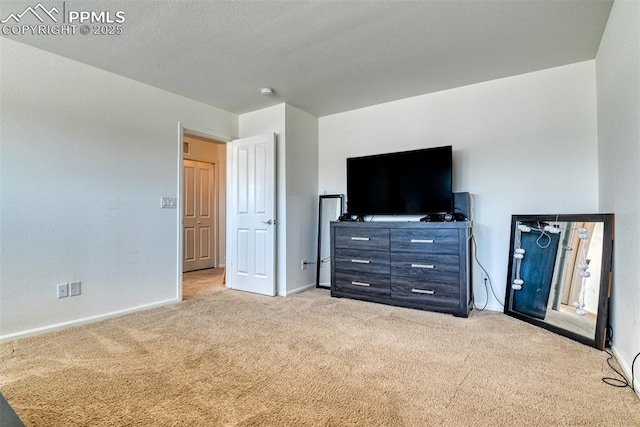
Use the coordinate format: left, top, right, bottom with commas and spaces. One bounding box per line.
260, 88, 274, 96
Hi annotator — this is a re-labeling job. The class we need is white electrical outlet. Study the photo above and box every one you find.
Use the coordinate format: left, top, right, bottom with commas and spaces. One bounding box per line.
481, 272, 489, 284
70, 281, 81, 296
57, 283, 69, 298
301, 260, 307, 271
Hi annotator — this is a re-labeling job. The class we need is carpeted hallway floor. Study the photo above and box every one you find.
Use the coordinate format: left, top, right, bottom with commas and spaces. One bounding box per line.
182, 268, 225, 300
1, 280, 638, 426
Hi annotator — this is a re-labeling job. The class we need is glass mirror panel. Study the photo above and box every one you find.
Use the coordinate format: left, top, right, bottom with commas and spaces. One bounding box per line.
504, 214, 613, 349
316, 195, 344, 288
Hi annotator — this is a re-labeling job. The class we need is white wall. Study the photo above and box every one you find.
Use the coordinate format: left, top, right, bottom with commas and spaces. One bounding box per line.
284, 104, 319, 294
319, 61, 599, 311
0, 39, 238, 339
596, 0, 640, 395
238, 103, 319, 296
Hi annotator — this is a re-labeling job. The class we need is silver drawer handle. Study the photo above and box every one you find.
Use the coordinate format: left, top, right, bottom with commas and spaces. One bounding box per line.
351, 259, 371, 264
412, 288, 435, 295
351, 237, 370, 241
410, 239, 434, 243
411, 264, 435, 269
351, 281, 371, 287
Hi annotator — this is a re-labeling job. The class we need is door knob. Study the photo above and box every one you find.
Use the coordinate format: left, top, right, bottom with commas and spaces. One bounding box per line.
262, 220, 273, 225
197, 221, 201, 224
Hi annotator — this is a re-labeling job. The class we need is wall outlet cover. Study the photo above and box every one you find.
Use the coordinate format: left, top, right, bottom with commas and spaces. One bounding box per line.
57, 283, 69, 298
70, 281, 81, 296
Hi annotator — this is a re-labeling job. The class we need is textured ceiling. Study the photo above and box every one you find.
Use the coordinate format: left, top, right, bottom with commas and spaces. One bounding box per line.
1, 0, 613, 116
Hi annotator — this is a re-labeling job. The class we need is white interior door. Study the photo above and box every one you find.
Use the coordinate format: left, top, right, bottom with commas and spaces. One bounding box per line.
229, 134, 276, 296
183, 159, 215, 272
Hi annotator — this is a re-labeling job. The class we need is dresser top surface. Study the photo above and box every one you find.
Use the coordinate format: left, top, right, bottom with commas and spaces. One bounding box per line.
331, 221, 470, 230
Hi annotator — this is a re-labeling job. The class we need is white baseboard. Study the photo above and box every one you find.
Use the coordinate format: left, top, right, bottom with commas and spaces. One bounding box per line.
481, 303, 504, 312
279, 283, 316, 297
469, 299, 503, 313
611, 344, 640, 400
0, 299, 177, 343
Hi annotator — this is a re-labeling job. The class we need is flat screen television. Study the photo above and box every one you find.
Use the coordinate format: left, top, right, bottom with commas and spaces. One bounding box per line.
346, 145, 453, 215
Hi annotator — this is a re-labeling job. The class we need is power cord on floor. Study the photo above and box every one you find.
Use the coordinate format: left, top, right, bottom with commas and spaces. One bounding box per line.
602, 350, 640, 392
601, 328, 640, 392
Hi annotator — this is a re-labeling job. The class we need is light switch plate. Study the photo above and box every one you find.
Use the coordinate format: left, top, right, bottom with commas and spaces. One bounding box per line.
161, 197, 177, 209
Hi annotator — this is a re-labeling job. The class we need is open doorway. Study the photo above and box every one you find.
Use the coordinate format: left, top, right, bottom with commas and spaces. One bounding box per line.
181, 132, 228, 300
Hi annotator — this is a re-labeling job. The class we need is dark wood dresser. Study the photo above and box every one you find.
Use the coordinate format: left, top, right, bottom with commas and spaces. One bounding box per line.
330, 221, 472, 317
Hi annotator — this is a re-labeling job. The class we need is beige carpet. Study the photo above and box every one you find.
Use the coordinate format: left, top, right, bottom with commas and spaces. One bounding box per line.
182, 268, 226, 300
1, 278, 638, 426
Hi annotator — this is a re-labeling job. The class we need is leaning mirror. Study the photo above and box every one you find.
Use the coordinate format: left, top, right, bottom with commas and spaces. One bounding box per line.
504, 214, 614, 350
316, 195, 344, 288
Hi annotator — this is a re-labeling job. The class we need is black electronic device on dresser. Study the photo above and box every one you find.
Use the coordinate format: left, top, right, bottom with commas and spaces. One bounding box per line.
330, 221, 472, 317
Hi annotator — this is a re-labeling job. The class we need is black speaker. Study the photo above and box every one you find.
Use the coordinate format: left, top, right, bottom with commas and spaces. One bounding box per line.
453, 192, 471, 220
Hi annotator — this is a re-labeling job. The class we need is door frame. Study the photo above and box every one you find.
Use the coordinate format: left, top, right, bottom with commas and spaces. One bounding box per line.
176, 122, 234, 302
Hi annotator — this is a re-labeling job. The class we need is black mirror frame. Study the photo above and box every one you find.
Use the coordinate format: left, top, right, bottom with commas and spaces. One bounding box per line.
504, 213, 614, 350
316, 195, 344, 289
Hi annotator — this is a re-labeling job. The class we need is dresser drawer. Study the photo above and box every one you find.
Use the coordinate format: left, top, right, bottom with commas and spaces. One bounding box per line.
334, 271, 390, 297
391, 277, 460, 308
390, 228, 458, 254
390, 252, 460, 282
335, 227, 390, 251
335, 248, 390, 275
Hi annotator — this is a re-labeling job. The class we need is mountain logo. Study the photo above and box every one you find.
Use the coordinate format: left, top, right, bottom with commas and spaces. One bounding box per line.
1, 3, 59, 24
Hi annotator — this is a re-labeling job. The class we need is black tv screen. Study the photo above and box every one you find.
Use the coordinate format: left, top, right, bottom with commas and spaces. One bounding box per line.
347, 145, 453, 215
